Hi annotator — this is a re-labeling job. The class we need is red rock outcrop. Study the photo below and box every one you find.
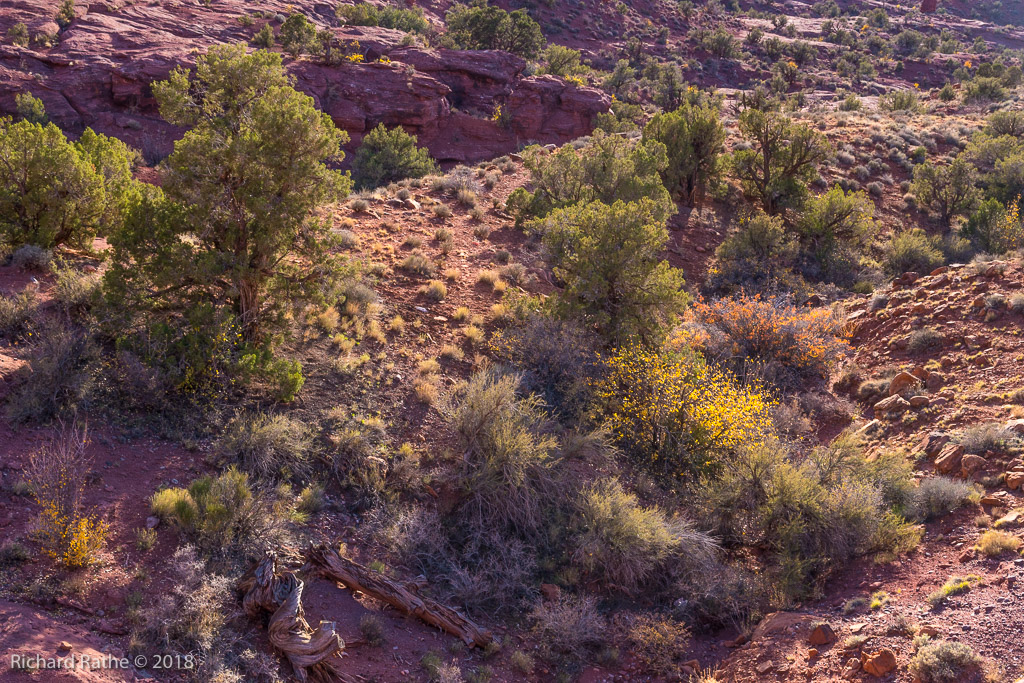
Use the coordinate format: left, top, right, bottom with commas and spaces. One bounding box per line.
0, 1, 608, 164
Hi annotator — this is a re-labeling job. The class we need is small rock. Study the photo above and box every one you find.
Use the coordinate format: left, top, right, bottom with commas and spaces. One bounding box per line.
960, 454, 987, 477
909, 395, 930, 408
809, 623, 837, 646
935, 444, 965, 474
145, 516, 160, 530
861, 649, 897, 677
808, 648, 819, 658
756, 661, 774, 675
57, 641, 73, 653
888, 371, 920, 396
874, 394, 910, 416
539, 583, 560, 602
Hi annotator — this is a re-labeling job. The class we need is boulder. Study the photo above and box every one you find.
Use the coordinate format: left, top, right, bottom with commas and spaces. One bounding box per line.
960, 454, 987, 477
809, 623, 837, 646
909, 395, 930, 408
874, 395, 910, 416
1006, 471, 1024, 490
861, 649, 897, 677
918, 432, 950, 458
1006, 420, 1024, 435
935, 444, 965, 474
888, 371, 920, 396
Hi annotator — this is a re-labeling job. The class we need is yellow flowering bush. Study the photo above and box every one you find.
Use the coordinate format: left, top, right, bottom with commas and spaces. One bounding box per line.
28, 424, 108, 569
594, 342, 774, 478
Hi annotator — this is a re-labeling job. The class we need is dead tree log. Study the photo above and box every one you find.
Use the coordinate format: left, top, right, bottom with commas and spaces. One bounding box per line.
240, 553, 357, 683
305, 543, 493, 648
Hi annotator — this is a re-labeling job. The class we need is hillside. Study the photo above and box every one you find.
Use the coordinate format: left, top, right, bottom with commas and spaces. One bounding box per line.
1, 0, 1024, 682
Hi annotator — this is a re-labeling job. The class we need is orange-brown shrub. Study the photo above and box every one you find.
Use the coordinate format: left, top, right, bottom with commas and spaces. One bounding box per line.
685, 294, 850, 385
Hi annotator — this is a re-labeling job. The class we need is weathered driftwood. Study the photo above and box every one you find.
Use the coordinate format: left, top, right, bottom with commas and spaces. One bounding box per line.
305, 543, 493, 648
240, 553, 357, 683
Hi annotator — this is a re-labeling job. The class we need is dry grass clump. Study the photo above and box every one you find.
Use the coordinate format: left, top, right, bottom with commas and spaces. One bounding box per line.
911, 477, 976, 521
214, 411, 313, 482
626, 613, 692, 677
419, 279, 448, 301
0, 291, 36, 340
530, 595, 607, 665
975, 529, 1021, 557
926, 575, 980, 608
400, 251, 435, 277
908, 636, 983, 683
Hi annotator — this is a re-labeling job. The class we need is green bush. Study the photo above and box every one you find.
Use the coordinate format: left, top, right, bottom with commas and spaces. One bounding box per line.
7, 320, 95, 424
700, 435, 920, 603
7, 23, 29, 47
444, 3, 545, 58
336, 3, 429, 34
908, 637, 983, 683
880, 89, 919, 112
883, 228, 944, 276
507, 131, 673, 224
279, 13, 318, 56
573, 478, 713, 592
642, 100, 726, 207
795, 186, 876, 282
150, 467, 290, 564
732, 109, 829, 215
215, 411, 313, 482
539, 45, 585, 77
15, 92, 46, 125
351, 123, 438, 190
537, 199, 686, 345
0, 120, 137, 249
707, 211, 799, 293
912, 156, 979, 227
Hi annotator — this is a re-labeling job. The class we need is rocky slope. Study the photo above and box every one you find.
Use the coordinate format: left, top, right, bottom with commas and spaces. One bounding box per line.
0, 0, 608, 163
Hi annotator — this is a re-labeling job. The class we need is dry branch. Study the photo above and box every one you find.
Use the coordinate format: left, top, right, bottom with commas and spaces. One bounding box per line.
240, 553, 357, 683
305, 543, 493, 648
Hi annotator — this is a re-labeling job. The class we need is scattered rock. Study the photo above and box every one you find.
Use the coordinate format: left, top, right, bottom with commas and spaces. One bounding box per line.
910, 395, 930, 408
756, 661, 774, 674
809, 623, 837, 646
935, 444, 965, 474
888, 371, 920, 396
874, 395, 910, 417
918, 432, 951, 458
960, 454, 987, 477
145, 515, 160, 530
1006, 472, 1024, 491
861, 649, 897, 677
539, 583, 560, 602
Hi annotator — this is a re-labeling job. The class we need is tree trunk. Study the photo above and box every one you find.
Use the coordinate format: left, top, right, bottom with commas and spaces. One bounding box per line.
305, 544, 493, 648
240, 553, 356, 683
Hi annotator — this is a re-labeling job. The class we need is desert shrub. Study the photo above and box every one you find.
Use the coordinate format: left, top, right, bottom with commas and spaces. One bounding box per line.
506, 131, 674, 224
537, 199, 686, 345
530, 595, 606, 665
0, 291, 36, 340
927, 576, 979, 608
150, 467, 289, 565
15, 92, 47, 125
7, 22, 29, 47
963, 76, 1007, 103
700, 435, 920, 603
706, 211, 800, 293
643, 100, 726, 207
976, 529, 1021, 557
985, 111, 1024, 138
7, 321, 95, 424
595, 341, 774, 478
351, 123, 438, 190
959, 422, 1021, 454
964, 198, 1022, 253
909, 637, 983, 683
911, 477, 975, 521
883, 228, 944, 276
134, 544, 238, 678
540, 44, 585, 77
336, 3, 429, 34
573, 478, 714, 592
702, 26, 738, 58
795, 186, 877, 282
26, 423, 108, 568
419, 279, 447, 301
880, 89, 920, 112
627, 614, 692, 676
689, 293, 849, 385
444, 3, 545, 58
9, 244, 52, 271
52, 260, 101, 314
215, 411, 313, 482
279, 12, 318, 56
490, 314, 603, 420
907, 327, 944, 353
106, 44, 351, 347
911, 156, 979, 227
0, 119, 137, 249
732, 109, 829, 215
443, 369, 559, 536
